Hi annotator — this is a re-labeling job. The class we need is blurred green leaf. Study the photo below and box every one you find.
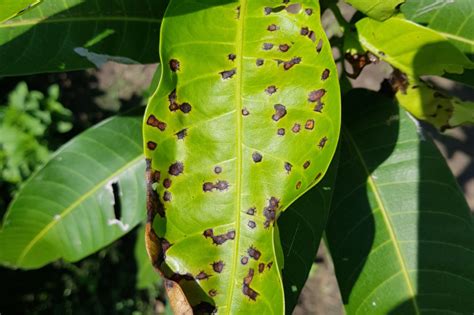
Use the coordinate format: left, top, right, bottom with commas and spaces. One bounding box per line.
0, 110, 146, 269
402, 0, 474, 61
0, 0, 168, 76
326, 89, 474, 314
344, 0, 404, 20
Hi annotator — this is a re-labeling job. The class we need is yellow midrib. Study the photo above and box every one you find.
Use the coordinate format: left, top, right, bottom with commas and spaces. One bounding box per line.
0, 16, 161, 29
225, 0, 246, 313
343, 127, 420, 315
16, 154, 143, 265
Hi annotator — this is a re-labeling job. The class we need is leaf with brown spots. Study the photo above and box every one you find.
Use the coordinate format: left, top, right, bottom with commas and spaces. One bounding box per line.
143, 0, 340, 313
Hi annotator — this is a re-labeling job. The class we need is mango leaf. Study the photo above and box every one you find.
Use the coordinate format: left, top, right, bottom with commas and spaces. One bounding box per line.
0, 110, 146, 269
355, 17, 474, 79
402, 0, 474, 61
343, 0, 404, 20
135, 223, 161, 290
0, 0, 167, 76
0, 0, 41, 23
279, 152, 339, 313
143, 0, 341, 313
326, 89, 474, 314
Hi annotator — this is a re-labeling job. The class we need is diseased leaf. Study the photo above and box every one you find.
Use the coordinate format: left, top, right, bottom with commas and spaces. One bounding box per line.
0, 0, 41, 23
143, 0, 341, 313
344, 0, 404, 20
355, 17, 474, 79
326, 89, 474, 314
0, 0, 167, 76
280, 152, 339, 313
402, 0, 474, 61
135, 224, 161, 290
0, 111, 146, 269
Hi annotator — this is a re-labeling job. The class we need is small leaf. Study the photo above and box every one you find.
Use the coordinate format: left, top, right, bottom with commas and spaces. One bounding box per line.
326, 89, 474, 314
0, 0, 167, 76
344, 0, 404, 20
0, 110, 146, 269
402, 0, 474, 61
143, 0, 341, 313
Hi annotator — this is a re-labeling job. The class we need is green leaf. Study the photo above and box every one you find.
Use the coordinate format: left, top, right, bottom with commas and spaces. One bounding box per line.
343, 0, 404, 20
402, 0, 474, 61
0, 0, 167, 76
0, 0, 41, 23
326, 89, 474, 314
143, 0, 341, 313
135, 224, 161, 290
279, 152, 339, 313
356, 17, 474, 79
0, 110, 146, 269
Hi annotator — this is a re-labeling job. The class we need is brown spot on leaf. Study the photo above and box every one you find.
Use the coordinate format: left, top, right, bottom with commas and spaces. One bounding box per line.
169, 162, 184, 176
263, 197, 279, 228
169, 59, 180, 72
248, 246, 261, 260
248, 221, 256, 229
314, 102, 324, 113
215, 180, 229, 191
305, 8, 313, 15
228, 53, 236, 61
146, 115, 167, 131
265, 85, 277, 95
267, 24, 279, 31
179, 103, 192, 113
247, 207, 256, 215
272, 104, 287, 121
152, 170, 161, 183
286, 3, 301, 13
267, 262, 273, 269
241, 256, 249, 265
308, 31, 316, 42
285, 162, 292, 173
252, 152, 263, 163
303, 160, 311, 169
305, 119, 315, 130
163, 191, 172, 202
283, 57, 301, 70
147, 141, 157, 150
163, 178, 172, 189
212, 261, 224, 273
256, 59, 264, 66
176, 129, 187, 140
308, 89, 326, 102
316, 39, 323, 53
214, 166, 222, 174
203, 229, 236, 245
279, 44, 290, 52
209, 289, 217, 297
315, 172, 322, 181
277, 128, 285, 136
318, 136, 328, 149
203, 182, 214, 192
195, 271, 211, 280
170, 272, 194, 282
263, 43, 273, 50
258, 263, 265, 273
322, 68, 330, 80
296, 181, 302, 189
242, 108, 249, 116
301, 27, 309, 36
220, 68, 236, 79
292, 123, 301, 133
243, 268, 259, 301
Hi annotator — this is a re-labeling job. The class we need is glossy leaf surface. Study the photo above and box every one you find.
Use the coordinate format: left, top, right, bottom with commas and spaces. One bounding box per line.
143, 0, 340, 313
326, 90, 474, 314
344, 0, 403, 20
0, 0, 41, 23
0, 0, 167, 76
402, 0, 474, 61
0, 111, 146, 269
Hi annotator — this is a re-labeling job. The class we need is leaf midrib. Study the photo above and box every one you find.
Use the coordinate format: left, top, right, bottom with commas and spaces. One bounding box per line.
225, 0, 246, 311
342, 126, 421, 315
15, 154, 143, 265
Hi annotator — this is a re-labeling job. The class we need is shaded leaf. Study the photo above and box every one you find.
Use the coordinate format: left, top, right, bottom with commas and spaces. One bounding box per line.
402, 0, 474, 61
0, 0, 41, 23
344, 0, 404, 20
143, 0, 341, 313
0, 110, 146, 269
0, 0, 167, 76
326, 89, 474, 314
